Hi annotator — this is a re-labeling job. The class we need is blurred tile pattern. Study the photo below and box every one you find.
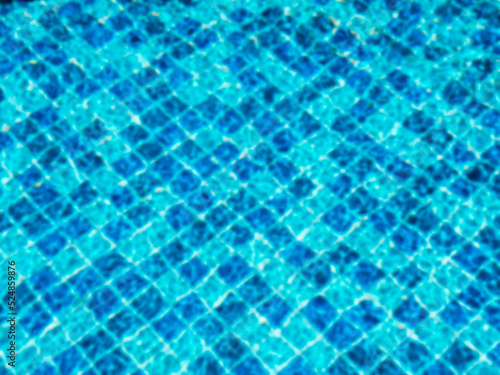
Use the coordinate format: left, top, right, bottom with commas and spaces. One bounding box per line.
1, 0, 500, 374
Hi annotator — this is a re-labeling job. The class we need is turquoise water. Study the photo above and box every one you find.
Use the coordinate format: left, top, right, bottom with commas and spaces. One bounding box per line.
1, 0, 500, 374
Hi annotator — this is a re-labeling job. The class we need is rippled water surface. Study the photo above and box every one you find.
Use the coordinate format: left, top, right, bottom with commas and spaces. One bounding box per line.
1, 0, 500, 374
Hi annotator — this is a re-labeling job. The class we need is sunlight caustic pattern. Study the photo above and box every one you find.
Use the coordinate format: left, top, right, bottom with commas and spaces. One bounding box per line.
1, 0, 500, 374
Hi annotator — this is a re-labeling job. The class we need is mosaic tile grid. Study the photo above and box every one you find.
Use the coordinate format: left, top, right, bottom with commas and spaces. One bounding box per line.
1, 0, 500, 374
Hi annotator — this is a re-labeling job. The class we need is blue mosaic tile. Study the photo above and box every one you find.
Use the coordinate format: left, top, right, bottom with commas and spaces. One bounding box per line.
2, 0, 500, 374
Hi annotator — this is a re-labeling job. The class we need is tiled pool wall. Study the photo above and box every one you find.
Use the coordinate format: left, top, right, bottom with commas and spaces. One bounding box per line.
1, 0, 500, 374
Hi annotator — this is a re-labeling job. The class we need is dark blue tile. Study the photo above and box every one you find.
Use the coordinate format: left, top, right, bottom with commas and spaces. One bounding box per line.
112, 153, 145, 178
102, 218, 133, 242
55, 347, 87, 375
288, 178, 315, 199
151, 155, 181, 183
195, 95, 226, 120
233, 357, 268, 375
38, 146, 66, 171
221, 223, 253, 248
75, 79, 100, 98
395, 340, 432, 373
452, 243, 488, 274
325, 319, 362, 350
322, 244, 359, 273
218, 255, 252, 286
70, 181, 98, 208
95, 349, 133, 375
232, 159, 264, 181
245, 207, 275, 232
343, 300, 386, 332
348, 188, 379, 215
69, 267, 103, 296
265, 225, 295, 249
180, 258, 209, 286
131, 287, 167, 320
228, 190, 258, 213
347, 339, 383, 370
281, 243, 316, 268
205, 205, 236, 232
213, 142, 239, 164
216, 109, 245, 134
88, 287, 122, 320
237, 275, 272, 306
348, 261, 384, 289
125, 203, 155, 228
182, 221, 213, 247
109, 186, 136, 210
370, 209, 398, 234
477, 263, 500, 296
174, 292, 207, 322
0, 213, 12, 233
75, 152, 104, 175
120, 125, 149, 145
323, 204, 356, 234
188, 353, 224, 375
21, 302, 52, 336
267, 191, 294, 215
278, 357, 315, 375
392, 263, 425, 289
371, 360, 406, 375
302, 260, 333, 289
33, 38, 59, 55
26, 133, 50, 154
448, 142, 475, 166
123, 30, 147, 48
153, 311, 185, 342
36, 231, 67, 257
82, 25, 113, 48
33, 363, 58, 375
215, 293, 248, 326
407, 206, 440, 234
443, 341, 478, 373
257, 295, 292, 327
476, 226, 500, 253
488, 343, 500, 367
484, 299, 500, 331
141, 254, 168, 280
386, 189, 419, 219
422, 361, 454, 375
43, 284, 74, 315
392, 225, 424, 254
108, 13, 132, 31
29, 266, 58, 291
22, 213, 52, 237
328, 144, 358, 168
113, 271, 148, 300
430, 224, 462, 253
193, 156, 219, 178
439, 300, 470, 330
162, 240, 193, 266
8, 198, 35, 221
301, 296, 337, 331
449, 177, 477, 199
107, 308, 144, 339
327, 174, 352, 199
326, 358, 357, 375
270, 158, 298, 184
393, 296, 428, 327
171, 170, 201, 196
213, 334, 248, 368
61, 63, 86, 85
387, 157, 415, 181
